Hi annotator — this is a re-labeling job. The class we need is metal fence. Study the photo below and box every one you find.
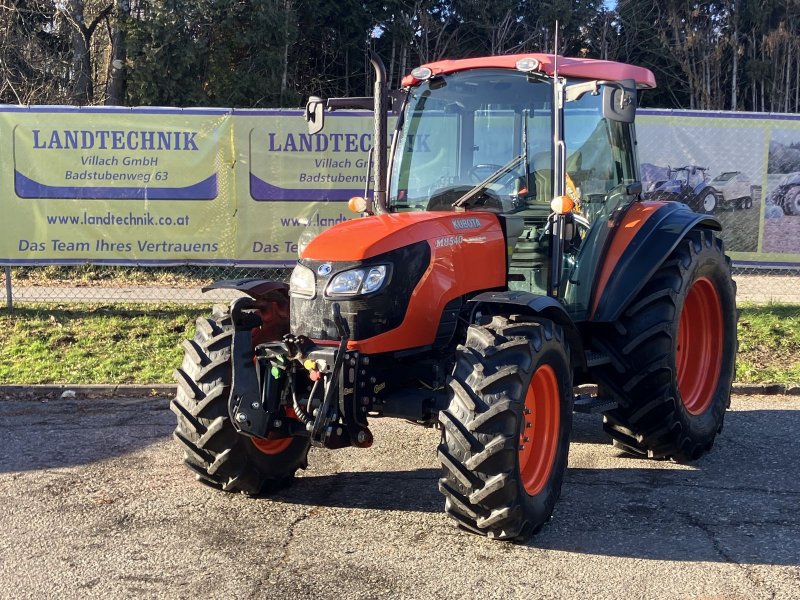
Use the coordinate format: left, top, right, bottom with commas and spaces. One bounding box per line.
2, 263, 799, 308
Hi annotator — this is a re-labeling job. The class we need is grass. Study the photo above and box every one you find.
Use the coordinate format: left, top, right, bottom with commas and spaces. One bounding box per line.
0, 302, 798, 386
0, 304, 205, 385
737, 303, 800, 385
7, 265, 290, 287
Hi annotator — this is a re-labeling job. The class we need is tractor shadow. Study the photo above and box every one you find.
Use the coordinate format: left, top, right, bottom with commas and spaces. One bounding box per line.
273, 407, 800, 566
570, 411, 612, 444
275, 468, 443, 513
0, 397, 172, 473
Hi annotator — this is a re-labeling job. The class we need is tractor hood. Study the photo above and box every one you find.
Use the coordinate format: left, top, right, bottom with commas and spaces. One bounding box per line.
300, 211, 503, 261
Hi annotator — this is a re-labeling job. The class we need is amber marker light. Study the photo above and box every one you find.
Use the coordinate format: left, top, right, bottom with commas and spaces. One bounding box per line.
550, 195, 575, 214
348, 196, 368, 213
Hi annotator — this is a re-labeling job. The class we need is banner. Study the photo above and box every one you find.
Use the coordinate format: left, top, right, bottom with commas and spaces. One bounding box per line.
0, 107, 236, 264
2, 105, 800, 267
637, 109, 800, 266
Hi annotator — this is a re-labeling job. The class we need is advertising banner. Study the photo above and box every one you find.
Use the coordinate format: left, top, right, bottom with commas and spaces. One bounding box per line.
232, 111, 371, 262
0, 107, 235, 264
2, 106, 800, 267
637, 109, 800, 266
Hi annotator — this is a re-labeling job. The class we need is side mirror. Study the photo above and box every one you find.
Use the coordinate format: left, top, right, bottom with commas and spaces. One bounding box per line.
602, 79, 636, 123
626, 181, 642, 196
305, 96, 325, 134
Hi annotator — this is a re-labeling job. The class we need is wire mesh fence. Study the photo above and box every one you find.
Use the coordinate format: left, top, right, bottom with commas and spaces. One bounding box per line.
1, 265, 292, 306
2, 263, 799, 308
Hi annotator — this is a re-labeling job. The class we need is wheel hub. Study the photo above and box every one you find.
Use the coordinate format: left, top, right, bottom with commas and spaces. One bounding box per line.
676, 277, 724, 415
518, 365, 560, 496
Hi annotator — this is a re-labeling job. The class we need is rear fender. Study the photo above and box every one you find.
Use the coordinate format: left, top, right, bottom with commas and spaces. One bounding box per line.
468, 291, 583, 369
591, 202, 720, 323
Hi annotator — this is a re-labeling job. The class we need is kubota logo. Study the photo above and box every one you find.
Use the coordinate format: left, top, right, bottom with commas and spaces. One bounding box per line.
452, 217, 481, 230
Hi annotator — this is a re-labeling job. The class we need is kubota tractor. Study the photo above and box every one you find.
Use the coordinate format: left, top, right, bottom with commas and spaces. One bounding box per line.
172, 52, 737, 541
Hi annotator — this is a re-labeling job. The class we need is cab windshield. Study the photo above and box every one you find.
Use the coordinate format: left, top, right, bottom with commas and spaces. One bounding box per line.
388, 69, 554, 213
388, 67, 640, 319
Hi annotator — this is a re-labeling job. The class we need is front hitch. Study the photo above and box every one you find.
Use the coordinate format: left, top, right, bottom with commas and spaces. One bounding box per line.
229, 296, 286, 439
229, 298, 373, 449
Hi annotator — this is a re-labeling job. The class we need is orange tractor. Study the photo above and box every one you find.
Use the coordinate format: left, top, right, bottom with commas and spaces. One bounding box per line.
172, 52, 737, 541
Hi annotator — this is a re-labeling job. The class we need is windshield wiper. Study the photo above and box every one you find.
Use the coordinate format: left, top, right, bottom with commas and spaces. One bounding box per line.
452, 154, 525, 209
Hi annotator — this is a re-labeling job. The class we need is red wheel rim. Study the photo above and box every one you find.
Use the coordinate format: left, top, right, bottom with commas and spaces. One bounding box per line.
518, 364, 560, 496
676, 277, 724, 415
251, 437, 293, 455
249, 296, 294, 456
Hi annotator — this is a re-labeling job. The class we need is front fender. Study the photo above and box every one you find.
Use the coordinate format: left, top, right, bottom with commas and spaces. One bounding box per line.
203, 278, 289, 301
590, 201, 720, 323
468, 291, 583, 367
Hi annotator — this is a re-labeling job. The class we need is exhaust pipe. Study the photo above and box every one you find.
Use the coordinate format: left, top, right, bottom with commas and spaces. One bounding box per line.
369, 51, 388, 213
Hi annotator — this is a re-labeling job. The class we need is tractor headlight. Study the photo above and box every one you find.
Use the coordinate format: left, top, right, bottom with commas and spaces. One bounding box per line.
326, 265, 389, 297
289, 264, 316, 298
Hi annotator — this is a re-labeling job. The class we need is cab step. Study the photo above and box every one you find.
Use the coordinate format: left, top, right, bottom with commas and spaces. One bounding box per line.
584, 350, 611, 368
573, 394, 618, 414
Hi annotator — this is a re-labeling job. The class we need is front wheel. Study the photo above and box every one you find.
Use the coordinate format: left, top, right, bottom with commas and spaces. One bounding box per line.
695, 189, 718, 213
171, 308, 310, 495
437, 316, 573, 541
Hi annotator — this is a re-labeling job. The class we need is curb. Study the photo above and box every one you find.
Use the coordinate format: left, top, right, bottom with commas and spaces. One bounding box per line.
1, 382, 799, 399
731, 382, 800, 395
0, 384, 175, 399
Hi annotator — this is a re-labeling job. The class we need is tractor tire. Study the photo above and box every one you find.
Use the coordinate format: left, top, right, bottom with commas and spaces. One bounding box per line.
171, 308, 309, 495
782, 187, 800, 215
695, 189, 718, 214
437, 316, 573, 541
596, 228, 737, 462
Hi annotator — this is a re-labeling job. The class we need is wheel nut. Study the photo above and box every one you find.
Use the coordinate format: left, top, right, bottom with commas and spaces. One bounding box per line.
251, 401, 260, 409
357, 431, 368, 443
235, 412, 247, 423
273, 419, 283, 428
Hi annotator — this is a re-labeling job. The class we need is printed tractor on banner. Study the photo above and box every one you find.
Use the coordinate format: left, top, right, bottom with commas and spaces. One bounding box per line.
644, 165, 754, 213
171, 51, 737, 541
766, 172, 800, 216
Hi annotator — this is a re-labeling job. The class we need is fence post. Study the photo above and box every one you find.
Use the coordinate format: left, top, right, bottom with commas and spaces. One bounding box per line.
4, 266, 11, 311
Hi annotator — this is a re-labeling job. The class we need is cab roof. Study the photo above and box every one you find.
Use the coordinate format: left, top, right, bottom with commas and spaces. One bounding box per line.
401, 54, 657, 89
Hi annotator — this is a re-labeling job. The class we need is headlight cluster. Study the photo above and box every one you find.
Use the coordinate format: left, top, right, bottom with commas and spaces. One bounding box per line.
327, 265, 389, 297
289, 264, 391, 299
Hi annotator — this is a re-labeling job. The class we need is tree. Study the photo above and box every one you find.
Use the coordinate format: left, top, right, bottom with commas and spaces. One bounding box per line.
105, 0, 130, 105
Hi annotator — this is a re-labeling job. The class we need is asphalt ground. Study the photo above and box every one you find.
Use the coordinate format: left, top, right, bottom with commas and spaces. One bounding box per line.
0, 393, 798, 600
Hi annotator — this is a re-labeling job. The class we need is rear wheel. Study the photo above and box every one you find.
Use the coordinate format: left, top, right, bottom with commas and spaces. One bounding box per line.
437, 316, 572, 541
171, 306, 309, 495
596, 228, 737, 461
782, 187, 800, 215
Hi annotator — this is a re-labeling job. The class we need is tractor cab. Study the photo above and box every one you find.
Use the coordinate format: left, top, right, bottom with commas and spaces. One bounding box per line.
355, 54, 654, 318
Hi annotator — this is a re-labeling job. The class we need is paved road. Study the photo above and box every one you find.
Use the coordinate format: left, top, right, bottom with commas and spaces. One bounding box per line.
0, 394, 798, 599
